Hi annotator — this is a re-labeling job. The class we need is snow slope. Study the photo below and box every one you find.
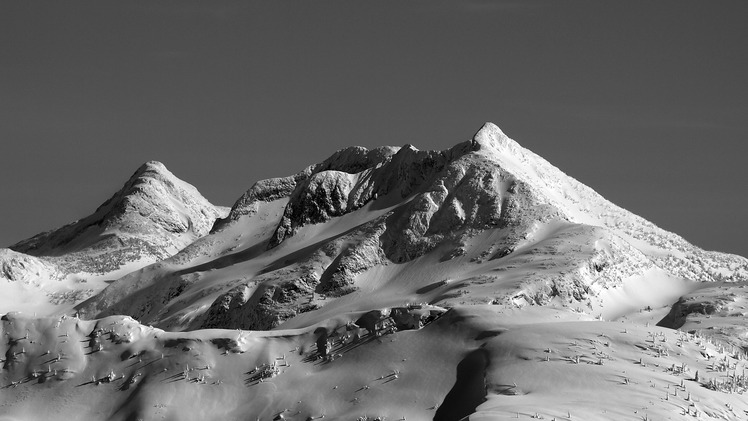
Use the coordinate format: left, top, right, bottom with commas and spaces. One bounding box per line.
3, 306, 748, 420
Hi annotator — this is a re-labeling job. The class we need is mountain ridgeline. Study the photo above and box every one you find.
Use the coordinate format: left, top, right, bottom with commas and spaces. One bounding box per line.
11, 122, 733, 333
2, 123, 747, 331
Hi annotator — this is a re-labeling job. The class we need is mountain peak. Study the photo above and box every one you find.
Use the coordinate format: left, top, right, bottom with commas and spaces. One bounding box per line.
137, 160, 168, 173
130, 160, 175, 182
471, 121, 517, 153
10, 159, 228, 261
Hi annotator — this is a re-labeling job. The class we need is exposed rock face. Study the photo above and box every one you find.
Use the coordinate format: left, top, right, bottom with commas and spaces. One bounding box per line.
199, 281, 305, 331
212, 174, 302, 231
380, 152, 509, 262
657, 296, 719, 329
10, 161, 228, 275
269, 170, 361, 248
213, 146, 400, 234
194, 218, 389, 331
319, 219, 387, 293
248, 125, 574, 265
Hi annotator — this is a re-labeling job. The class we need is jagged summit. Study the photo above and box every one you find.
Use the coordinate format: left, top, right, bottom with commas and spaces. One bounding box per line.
216, 123, 507, 240
311, 145, 400, 174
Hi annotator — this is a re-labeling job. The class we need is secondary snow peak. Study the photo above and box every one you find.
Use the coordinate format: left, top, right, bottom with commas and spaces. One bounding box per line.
4, 160, 228, 315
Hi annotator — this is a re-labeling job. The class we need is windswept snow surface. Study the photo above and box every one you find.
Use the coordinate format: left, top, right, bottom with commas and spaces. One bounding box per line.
3, 123, 748, 420
3, 307, 748, 420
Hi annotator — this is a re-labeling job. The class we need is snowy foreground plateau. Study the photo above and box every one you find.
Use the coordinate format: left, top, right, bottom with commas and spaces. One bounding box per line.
2, 123, 748, 421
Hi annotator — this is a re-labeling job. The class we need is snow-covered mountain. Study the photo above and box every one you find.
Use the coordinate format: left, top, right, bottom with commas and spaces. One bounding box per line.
3, 123, 748, 421
0, 161, 228, 314
70, 123, 746, 333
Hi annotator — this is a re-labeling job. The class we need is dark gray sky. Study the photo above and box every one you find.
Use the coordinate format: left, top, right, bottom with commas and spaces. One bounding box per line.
2, 1, 747, 257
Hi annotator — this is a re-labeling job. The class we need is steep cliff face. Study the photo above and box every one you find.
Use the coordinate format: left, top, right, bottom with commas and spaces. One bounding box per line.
213, 146, 400, 234
269, 170, 363, 248
212, 174, 302, 231
379, 151, 510, 263
196, 217, 388, 330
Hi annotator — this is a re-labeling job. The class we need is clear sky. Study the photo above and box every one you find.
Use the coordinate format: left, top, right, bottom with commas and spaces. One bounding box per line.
1, 1, 747, 257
